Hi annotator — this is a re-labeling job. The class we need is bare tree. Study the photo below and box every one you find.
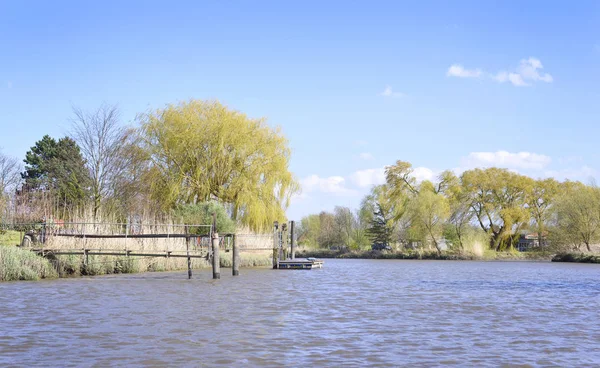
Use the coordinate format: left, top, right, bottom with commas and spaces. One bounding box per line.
0, 150, 21, 221
71, 103, 126, 219
0, 150, 20, 193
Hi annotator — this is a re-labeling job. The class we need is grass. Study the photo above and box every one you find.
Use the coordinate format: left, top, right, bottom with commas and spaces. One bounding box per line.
0, 230, 22, 246
0, 245, 58, 281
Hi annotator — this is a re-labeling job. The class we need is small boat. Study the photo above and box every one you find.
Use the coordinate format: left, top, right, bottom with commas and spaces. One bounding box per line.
277, 258, 324, 269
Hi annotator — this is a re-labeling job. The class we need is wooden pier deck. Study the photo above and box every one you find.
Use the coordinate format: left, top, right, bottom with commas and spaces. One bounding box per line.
29, 248, 208, 259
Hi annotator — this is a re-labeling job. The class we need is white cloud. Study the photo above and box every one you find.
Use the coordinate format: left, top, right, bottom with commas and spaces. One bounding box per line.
359, 152, 374, 160
451, 57, 553, 87
446, 64, 483, 78
412, 167, 436, 182
380, 86, 405, 98
351, 166, 437, 188
301, 174, 357, 196
495, 58, 553, 87
518, 57, 553, 83
461, 151, 552, 170
351, 168, 386, 188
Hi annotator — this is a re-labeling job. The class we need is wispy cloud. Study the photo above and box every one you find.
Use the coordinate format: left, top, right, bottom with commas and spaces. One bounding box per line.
6, 81, 12, 89
448, 57, 553, 87
379, 86, 405, 98
494, 58, 553, 87
446, 64, 483, 78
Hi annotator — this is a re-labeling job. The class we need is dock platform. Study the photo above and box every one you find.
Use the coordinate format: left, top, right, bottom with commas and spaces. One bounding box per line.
277, 258, 324, 269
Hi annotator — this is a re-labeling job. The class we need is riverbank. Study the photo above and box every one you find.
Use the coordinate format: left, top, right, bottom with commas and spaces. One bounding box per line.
296, 249, 554, 261
552, 253, 600, 263
0, 245, 272, 282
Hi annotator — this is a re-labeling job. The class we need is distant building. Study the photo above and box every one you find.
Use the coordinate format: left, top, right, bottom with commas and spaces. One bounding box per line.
517, 232, 548, 251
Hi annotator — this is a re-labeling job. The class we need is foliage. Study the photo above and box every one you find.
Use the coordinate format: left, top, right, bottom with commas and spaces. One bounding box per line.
553, 184, 600, 252
461, 168, 532, 250
139, 99, 299, 231
21, 135, 91, 216
408, 181, 450, 254
297, 214, 321, 247
364, 185, 401, 247
172, 201, 236, 235
299, 160, 600, 254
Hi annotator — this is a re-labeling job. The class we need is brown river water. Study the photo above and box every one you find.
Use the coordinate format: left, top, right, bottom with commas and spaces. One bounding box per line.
1, 259, 600, 367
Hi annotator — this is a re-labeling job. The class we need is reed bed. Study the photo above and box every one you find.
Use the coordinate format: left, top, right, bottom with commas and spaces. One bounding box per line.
0, 245, 58, 281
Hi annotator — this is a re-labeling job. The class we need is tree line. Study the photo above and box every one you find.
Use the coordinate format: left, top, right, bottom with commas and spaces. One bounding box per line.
298, 161, 600, 253
0, 100, 299, 231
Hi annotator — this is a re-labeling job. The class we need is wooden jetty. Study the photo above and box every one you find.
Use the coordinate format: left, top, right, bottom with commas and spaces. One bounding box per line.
277, 258, 324, 270
30, 248, 208, 259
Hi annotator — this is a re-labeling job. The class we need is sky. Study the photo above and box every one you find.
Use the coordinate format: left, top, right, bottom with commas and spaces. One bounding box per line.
1, 1, 599, 220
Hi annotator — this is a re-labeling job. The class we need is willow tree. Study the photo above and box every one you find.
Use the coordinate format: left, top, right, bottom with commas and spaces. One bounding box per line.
139, 100, 299, 231
409, 181, 450, 254
528, 178, 560, 248
461, 168, 532, 250
554, 183, 600, 252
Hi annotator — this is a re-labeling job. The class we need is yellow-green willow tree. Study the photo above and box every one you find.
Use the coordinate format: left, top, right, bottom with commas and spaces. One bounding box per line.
139, 100, 299, 231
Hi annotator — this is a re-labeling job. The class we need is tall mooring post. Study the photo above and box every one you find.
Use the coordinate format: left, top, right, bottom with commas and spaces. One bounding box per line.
212, 213, 220, 279
232, 234, 240, 276
290, 220, 296, 260
281, 223, 289, 260
272, 221, 279, 269
185, 225, 192, 279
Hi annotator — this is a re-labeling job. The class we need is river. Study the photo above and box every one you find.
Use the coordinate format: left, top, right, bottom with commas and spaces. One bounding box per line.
1, 259, 599, 367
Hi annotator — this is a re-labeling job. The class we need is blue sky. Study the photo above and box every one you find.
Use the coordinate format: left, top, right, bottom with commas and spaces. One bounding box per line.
1, 1, 599, 219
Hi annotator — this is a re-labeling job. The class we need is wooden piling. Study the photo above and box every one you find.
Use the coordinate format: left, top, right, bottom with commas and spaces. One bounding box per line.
185, 226, 192, 279
232, 234, 240, 276
281, 223, 288, 260
290, 220, 296, 260
212, 232, 220, 279
273, 226, 279, 269
212, 213, 220, 279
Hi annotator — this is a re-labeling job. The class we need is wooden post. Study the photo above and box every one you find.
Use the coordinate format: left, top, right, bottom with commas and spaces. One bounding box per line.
272, 222, 279, 269
212, 232, 220, 279
185, 225, 192, 279
232, 234, 240, 276
212, 213, 220, 279
281, 223, 288, 260
290, 220, 296, 260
